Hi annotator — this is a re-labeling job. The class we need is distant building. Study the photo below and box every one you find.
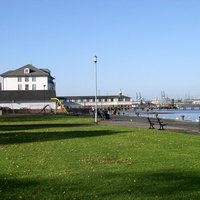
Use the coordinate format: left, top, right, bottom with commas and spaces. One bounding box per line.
58, 92, 133, 110
0, 64, 56, 111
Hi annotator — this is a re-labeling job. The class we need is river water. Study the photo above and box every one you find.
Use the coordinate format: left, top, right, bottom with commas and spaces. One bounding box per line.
125, 109, 200, 122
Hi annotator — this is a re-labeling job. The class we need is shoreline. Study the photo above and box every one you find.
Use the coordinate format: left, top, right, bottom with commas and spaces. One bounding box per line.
125, 109, 200, 122
100, 115, 200, 135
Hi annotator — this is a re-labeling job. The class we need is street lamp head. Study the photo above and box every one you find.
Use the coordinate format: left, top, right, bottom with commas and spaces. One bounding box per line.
94, 55, 97, 63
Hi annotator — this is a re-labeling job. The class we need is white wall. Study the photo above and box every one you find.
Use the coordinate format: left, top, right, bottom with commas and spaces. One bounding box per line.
2, 77, 48, 91
3, 77, 18, 90
35, 77, 48, 90
0, 101, 56, 110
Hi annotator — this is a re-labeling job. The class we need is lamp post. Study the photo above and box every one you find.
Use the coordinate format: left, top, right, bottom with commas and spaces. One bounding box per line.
94, 55, 98, 124
43, 84, 46, 114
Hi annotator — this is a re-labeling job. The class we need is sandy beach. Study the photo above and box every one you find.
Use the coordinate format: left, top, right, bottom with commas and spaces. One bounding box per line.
100, 115, 200, 135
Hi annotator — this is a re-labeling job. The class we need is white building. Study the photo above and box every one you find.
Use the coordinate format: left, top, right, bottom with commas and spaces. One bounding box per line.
58, 93, 133, 110
0, 64, 57, 112
0, 64, 55, 91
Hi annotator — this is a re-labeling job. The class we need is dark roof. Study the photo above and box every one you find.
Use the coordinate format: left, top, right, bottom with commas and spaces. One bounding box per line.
0, 64, 54, 79
0, 90, 56, 102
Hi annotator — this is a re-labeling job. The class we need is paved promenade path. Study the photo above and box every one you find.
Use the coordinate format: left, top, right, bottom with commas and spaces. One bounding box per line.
100, 115, 200, 135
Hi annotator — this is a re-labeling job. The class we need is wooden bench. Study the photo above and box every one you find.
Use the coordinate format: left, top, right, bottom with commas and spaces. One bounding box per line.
147, 117, 167, 130
156, 117, 167, 130
147, 117, 156, 129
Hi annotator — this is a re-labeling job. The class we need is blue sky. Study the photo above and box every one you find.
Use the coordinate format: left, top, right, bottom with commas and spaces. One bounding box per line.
1, 0, 200, 100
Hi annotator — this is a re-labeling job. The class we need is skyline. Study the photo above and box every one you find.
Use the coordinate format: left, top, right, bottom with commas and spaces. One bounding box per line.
1, 0, 200, 100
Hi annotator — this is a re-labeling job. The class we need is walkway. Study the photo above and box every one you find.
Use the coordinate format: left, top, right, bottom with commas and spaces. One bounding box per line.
100, 115, 200, 135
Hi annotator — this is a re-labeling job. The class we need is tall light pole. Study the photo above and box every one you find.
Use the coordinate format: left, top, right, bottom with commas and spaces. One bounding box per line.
43, 84, 46, 114
94, 55, 98, 124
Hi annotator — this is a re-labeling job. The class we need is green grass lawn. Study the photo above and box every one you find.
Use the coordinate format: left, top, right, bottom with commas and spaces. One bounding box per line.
0, 115, 200, 200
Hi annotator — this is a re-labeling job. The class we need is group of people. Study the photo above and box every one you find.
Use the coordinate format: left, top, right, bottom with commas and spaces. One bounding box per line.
97, 109, 110, 120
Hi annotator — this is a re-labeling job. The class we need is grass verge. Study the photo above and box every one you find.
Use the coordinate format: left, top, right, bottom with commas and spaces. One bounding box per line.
0, 115, 200, 200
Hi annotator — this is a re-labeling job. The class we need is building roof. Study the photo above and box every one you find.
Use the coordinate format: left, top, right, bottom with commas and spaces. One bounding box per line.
57, 95, 131, 100
0, 64, 54, 79
0, 90, 56, 102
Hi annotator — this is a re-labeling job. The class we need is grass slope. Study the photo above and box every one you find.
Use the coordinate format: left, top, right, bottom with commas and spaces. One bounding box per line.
0, 115, 200, 200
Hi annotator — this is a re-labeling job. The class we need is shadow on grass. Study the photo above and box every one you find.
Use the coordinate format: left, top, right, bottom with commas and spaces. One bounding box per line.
0, 123, 92, 131
0, 129, 123, 145
0, 175, 40, 199
102, 170, 200, 199
1, 170, 200, 199
141, 171, 200, 196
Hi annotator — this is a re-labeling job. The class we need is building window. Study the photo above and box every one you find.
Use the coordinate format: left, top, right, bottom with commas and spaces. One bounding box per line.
18, 84, 22, 90
32, 77, 36, 82
32, 84, 36, 90
18, 77, 22, 82
25, 84, 29, 90
24, 68, 30, 74
25, 77, 29, 82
